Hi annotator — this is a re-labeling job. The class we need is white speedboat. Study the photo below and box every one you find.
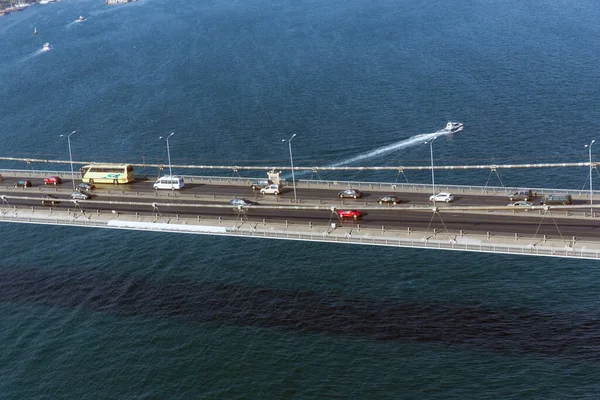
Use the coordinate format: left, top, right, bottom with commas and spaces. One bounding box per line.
42, 42, 51, 51
77, 15, 86, 22
443, 121, 464, 133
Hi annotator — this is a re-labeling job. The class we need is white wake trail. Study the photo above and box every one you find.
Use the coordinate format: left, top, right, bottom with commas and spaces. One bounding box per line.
329, 129, 449, 168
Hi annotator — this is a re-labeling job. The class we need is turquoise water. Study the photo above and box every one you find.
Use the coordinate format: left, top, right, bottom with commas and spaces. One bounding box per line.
1, 0, 600, 398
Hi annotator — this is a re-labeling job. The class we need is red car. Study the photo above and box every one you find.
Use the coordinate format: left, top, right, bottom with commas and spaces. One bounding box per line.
44, 176, 62, 185
337, 209, 363, 220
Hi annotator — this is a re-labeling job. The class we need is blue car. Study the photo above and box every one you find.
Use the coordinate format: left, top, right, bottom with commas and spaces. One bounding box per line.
14, 180, 32, 188
230, 199, 257, 207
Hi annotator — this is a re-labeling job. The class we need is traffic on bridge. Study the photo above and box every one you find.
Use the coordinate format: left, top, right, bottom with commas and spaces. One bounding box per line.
1, 164, 599, 261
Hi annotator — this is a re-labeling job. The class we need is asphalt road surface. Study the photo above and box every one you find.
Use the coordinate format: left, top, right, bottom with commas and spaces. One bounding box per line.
1, 177, 598, 240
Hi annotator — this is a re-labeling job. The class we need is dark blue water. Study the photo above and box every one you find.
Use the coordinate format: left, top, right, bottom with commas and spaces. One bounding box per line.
1, 0, 600, 398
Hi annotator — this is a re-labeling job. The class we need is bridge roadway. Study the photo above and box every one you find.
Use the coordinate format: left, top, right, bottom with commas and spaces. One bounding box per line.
1, 175, 599, 241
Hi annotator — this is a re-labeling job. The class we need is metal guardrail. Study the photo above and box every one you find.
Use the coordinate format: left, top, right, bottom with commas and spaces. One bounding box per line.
0, 194, 596, 221
182, 175, 595, 199
0, 168, 596, 198
0, 156, 592, 171
0, 210, 598, 260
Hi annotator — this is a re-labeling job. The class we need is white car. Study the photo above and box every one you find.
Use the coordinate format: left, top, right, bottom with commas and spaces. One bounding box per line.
507, 201, 533, 207
429, 192, 454, 202
260, 184, 281, 195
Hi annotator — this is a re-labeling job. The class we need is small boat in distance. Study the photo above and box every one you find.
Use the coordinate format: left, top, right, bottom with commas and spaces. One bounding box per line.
34, 27, 38, 35
77, 15, 86, 22
42, 42, 52, 51
443, 121, 464, 134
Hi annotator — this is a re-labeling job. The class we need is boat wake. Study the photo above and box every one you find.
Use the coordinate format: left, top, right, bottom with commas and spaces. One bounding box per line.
66, 16, 86, 27
287, 127, 451, 179
17, 49, 47, 63
329, 128, 451, 168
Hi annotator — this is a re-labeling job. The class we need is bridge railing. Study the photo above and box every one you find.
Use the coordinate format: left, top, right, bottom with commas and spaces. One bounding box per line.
0, 210, 598, 260
0, 168, 595, 198
179, 175, 594, 198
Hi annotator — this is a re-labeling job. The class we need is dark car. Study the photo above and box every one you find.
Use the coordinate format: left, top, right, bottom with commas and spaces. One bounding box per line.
251, 180, 272, 190
338, 189, 363, 199
230, 198, 257, 207
540, 194, 572, 205
44, 176, 62, 185
378, 195, 402, 204
41, 194, 60, 206
508, 189, 534, 201
71, 191, 91, 200
14, 180, 32, 188
77, 182, 95, 191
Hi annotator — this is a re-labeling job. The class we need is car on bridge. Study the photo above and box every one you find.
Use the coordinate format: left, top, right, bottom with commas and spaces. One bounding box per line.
378, 195, 402, 204
337, 209, 363, 220
44, 176, 62, 185
508, 189, 534, 201
41, 194, 60, 206
71, 191, 91, 200
338, 189, 363, 199
251, 180, 271, 190
77, 182, 95, 191
260, 184, 281, 195
508, 201, 533, 207
540, 194, 573, 205
230, 199, 257, 207
14, 180, 32, 188
429, 192, 454, 202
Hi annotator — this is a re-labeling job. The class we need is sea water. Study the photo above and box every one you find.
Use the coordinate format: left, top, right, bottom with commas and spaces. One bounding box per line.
1, 0, 600, 398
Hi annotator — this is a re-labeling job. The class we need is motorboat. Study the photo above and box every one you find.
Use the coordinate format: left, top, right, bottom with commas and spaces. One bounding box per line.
34, 27, 38, 35
77, 15, 86, 22
42, 42, 51, 51
443, 121, 464, 133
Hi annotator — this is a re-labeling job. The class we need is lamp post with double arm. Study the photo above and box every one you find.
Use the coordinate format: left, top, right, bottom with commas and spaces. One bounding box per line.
425, 136, 438, 199
585, 139, 596, 215
159, 132, 175, 179
60, 130, 77, 191
282, 134, 297, 203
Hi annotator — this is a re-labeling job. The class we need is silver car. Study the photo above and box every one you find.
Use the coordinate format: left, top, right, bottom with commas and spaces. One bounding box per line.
508, 201, 533, 207
338, 189, 363, 199
429, 192, 454, 202
71, 191, 91, 200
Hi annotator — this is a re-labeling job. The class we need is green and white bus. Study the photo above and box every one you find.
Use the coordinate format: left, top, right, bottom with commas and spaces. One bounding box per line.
80, 164, 135, 184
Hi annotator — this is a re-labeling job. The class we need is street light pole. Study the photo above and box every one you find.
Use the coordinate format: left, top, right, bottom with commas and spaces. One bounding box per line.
585, 139, 596, 215
425, 136, 438, 198
159, 132, 175, 178
60, 130, 77, 191
282, 134, 297, 202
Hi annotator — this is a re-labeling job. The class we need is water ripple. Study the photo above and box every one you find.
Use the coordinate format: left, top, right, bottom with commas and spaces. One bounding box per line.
0, 267, 598, 362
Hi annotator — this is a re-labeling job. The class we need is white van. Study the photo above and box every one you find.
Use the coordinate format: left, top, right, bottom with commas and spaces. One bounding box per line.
260, 184, 281, 195
153, 175, 185, 190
